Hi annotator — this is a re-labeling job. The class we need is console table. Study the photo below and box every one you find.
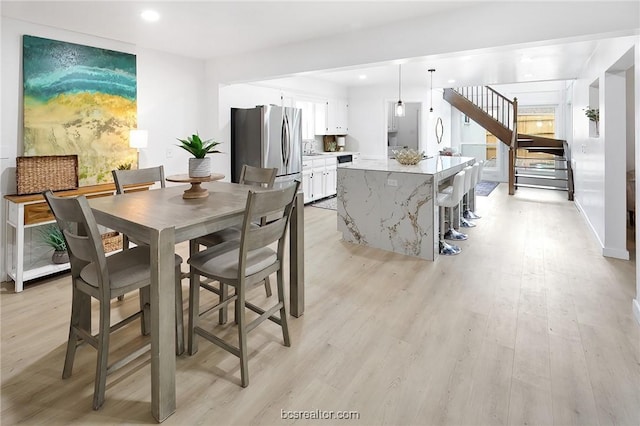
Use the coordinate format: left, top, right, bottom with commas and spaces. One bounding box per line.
4, 182, 152, 292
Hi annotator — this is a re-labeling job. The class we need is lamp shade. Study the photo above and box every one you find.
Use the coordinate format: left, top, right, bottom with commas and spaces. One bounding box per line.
129, 129, 148, 149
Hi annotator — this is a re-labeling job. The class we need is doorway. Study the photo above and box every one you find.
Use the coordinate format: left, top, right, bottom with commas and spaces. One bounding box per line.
387, 102, 421, 157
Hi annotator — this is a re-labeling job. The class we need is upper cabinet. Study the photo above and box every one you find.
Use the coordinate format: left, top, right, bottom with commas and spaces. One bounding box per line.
315, 98, 349, 135
294, 99, 316, 140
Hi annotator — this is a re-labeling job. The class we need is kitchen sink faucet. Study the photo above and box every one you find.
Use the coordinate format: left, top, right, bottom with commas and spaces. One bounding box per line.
303, 141, 314, 155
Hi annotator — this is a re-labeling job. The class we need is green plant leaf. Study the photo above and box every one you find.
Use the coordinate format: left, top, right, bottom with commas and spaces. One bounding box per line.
39, 224, 67, 251
176, 133, 222, 158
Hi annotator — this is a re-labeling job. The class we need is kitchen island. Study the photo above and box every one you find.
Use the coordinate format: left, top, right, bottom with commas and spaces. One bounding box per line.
337, 156, 474, 260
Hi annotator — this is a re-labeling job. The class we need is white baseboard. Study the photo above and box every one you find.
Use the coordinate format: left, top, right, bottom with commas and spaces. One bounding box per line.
574, 198, 605, 249
633, 299, 640, 327
602, 247, 630, 260
574, 198, 629, 259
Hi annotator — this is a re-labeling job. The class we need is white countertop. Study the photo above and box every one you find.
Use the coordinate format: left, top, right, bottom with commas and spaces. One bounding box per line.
339, 155, 475, 176
302, 151, 359, 160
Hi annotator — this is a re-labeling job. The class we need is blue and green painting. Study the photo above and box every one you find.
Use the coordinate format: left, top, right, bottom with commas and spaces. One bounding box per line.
23, 35, 137, 184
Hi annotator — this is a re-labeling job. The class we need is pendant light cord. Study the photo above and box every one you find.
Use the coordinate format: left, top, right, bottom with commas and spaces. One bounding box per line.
428, 68, 435, 112
398, 64, 402, 101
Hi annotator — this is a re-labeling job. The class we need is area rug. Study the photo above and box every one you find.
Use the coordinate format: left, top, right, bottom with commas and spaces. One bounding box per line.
476, 180, 499, 196
310, 196, 337, 211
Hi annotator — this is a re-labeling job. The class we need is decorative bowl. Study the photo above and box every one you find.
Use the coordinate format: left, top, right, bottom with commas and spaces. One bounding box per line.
393, 149, 424, 165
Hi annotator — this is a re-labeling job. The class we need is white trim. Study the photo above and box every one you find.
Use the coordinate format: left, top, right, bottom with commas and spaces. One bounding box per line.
576, 198, 630, 259
633, 299, 640, 326
574, 197, 605, 249
602, 247, 630, 260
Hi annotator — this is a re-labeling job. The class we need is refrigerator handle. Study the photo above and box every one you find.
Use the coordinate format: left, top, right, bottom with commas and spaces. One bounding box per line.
282, 113, 290, 168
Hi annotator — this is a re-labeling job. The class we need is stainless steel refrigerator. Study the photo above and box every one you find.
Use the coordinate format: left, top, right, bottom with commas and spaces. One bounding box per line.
231, 105, 302, 184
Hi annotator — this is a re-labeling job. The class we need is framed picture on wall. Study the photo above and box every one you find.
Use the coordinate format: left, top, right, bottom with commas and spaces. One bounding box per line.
22, 35, 138, 185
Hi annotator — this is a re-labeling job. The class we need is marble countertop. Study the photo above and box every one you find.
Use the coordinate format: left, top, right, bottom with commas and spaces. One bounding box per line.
303, 151, 359, 160
339, 155, 475, 176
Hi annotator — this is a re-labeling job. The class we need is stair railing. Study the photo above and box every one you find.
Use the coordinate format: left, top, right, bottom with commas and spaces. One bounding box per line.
454, 86, 517, 134
454, 86, 519, 195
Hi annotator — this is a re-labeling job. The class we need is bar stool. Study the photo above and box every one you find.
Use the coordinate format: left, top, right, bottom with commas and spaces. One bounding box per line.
464, 161, 483, 220
459, 165, 476, 228
437, 170, 467, 255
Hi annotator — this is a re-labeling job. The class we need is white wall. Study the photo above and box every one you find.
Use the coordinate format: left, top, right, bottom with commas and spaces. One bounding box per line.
571, 37, 638, 264
1, 17, 207, 280
626, 66, 636, 171
348, 84, 450, 159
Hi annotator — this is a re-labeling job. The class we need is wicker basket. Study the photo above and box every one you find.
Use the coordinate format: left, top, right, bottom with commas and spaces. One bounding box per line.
16, 155, 78, 195
101, 232, 122, 253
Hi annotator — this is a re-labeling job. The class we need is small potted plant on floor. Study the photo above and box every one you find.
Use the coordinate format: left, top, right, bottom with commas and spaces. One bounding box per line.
176, 133, 222, 178
40, 224, 68, 264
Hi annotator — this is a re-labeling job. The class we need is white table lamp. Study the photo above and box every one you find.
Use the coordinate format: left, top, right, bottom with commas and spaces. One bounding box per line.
129, 129, 148, 168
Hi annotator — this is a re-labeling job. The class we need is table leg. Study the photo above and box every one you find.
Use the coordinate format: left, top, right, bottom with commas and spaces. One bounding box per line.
150, 227, 176, 422
289, 192, 304, 317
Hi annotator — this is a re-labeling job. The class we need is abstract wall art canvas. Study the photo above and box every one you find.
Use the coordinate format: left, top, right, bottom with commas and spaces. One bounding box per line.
22, 35, 137, 185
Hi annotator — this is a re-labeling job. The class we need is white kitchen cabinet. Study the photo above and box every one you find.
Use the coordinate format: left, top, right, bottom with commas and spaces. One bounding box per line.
314, 99, 348, 135
302, 156, 338, 203
302, 168, 313, 204
311, 164, 326, 200
314, 102, 327, 135
324, 158, 337, 197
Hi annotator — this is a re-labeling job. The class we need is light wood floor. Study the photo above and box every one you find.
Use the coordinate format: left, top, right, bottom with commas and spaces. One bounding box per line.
2, 184, 639, 425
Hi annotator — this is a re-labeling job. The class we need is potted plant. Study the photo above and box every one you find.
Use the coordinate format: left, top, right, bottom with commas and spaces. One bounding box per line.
584, 107, 599, 136
39, 224, 68, 264
176, 133, 222, 178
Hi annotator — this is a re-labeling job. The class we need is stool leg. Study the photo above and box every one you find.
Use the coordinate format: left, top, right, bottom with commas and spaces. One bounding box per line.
460, 194, 476, 228
464, 188, 481, 219
439, 205, 461, 255
444, 206, 468, 241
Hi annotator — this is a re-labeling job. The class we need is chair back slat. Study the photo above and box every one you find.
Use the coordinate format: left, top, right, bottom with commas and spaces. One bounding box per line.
112, 166, 165, 194
63, 230, 94, 263
451, 170, 466, 201
239, 165, 277, 188
239, 182, 300, 266
43, 190, 109, 295
245, 220, 288, 251
463, 166, 473, 192
470, 163, 480, 187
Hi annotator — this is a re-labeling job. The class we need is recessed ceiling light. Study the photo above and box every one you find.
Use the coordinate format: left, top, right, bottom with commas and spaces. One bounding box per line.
141, 10, 160, 22
448, 79, 456, 83
358, 75, 367, 80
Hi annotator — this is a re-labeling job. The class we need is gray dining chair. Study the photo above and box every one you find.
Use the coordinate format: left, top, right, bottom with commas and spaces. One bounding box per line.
43, 190, 185, 410
112, 166, 166, 250
192, 165, 277, 323
187, 180, 300, 387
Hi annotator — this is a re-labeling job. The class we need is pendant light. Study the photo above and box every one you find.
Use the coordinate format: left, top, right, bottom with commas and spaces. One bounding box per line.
428, 68, 436, 117
395, 64, 405, 117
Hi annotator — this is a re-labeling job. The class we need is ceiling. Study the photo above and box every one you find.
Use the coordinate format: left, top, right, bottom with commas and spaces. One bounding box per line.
0, 1, 607, 89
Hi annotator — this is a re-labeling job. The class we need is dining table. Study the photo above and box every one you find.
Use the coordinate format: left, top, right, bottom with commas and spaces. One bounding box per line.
88, 180, 304, 422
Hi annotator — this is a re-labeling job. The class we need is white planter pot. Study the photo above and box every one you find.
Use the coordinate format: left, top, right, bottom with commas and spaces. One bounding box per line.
189, 157, 211, 178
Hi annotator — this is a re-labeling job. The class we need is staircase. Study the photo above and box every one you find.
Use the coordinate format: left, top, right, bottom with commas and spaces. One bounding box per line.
443, 86, 574, 200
